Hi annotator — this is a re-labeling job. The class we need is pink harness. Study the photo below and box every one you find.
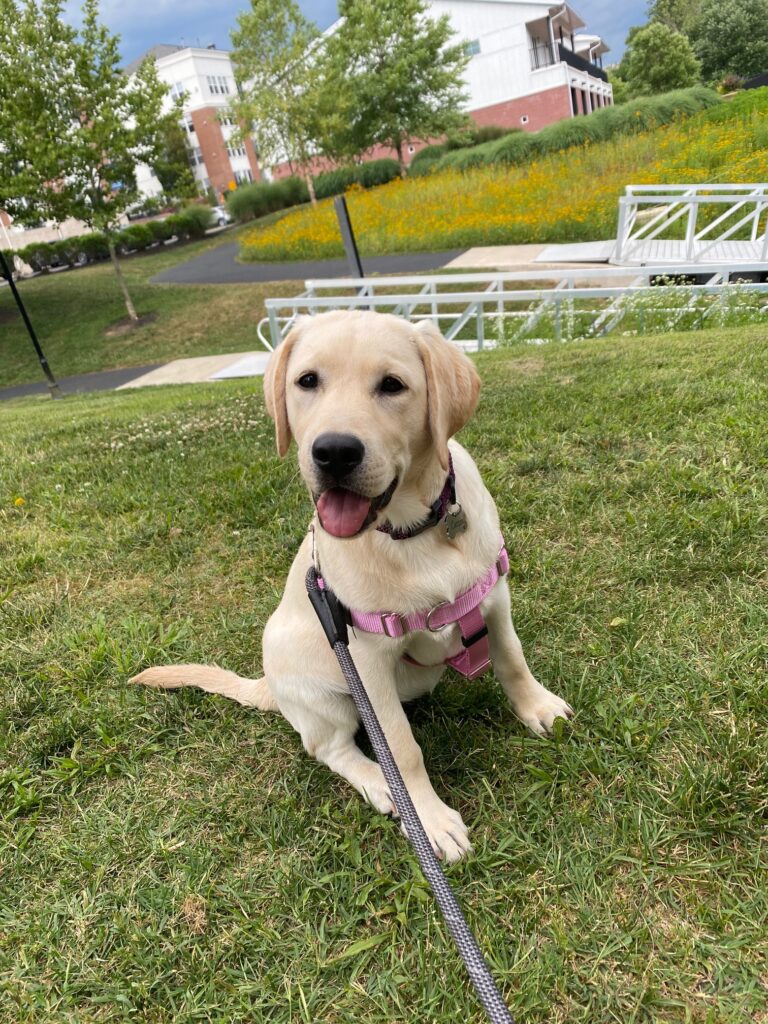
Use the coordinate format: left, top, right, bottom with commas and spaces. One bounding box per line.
317, 543, 509, 681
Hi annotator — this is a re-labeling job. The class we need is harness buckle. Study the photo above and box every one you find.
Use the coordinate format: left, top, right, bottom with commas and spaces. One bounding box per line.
381, 612, 407, 638
426, 602, 451, 632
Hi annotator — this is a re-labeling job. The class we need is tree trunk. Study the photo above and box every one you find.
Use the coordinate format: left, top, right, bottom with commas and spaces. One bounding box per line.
304, 169, 317, 207
395, 139, 407, 178
107, 236, 138, 322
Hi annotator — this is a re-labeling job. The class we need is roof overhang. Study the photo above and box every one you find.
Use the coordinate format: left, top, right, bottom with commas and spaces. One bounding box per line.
548, 4, 586, 33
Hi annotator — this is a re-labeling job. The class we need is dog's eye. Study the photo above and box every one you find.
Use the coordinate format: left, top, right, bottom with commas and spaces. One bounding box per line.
297, 373, 319, 390
379, 376, 406, 395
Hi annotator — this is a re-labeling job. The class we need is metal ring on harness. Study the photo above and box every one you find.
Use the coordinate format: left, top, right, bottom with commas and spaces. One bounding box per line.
426, 601, 452, 632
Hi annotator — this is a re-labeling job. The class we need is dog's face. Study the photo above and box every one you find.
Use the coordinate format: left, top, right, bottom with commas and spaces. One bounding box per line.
264, 311, 480, 538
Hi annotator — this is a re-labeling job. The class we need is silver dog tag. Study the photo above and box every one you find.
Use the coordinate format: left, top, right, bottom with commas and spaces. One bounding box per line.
445, 503, 468, 539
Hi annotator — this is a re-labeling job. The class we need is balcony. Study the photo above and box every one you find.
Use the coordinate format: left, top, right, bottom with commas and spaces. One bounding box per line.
557, 43, 608, 82
529, 40, 556, 71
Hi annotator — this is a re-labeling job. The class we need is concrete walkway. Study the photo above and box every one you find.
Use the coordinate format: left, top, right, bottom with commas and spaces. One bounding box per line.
117, 351, 272, 390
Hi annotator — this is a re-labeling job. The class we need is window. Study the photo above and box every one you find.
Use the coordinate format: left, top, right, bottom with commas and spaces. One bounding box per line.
219, 112, 235, 127
234, 169, 252, 184
520, 115, 529, 125
465, 39, 480, 57
227, 142, 246, 158
207, 75, 230, 96
170, 82, 185, 101
182, 114, 195, 134
190, 146, 205, 167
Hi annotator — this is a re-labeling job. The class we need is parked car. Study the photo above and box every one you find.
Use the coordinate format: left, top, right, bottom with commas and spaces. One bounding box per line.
211, 205, 233, 226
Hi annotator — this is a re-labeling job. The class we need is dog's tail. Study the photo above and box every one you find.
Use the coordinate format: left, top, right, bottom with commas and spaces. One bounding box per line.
130, 664, 278, 711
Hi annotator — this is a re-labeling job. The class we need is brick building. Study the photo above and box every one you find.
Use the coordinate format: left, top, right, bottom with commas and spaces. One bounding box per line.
127, 44, 261, 202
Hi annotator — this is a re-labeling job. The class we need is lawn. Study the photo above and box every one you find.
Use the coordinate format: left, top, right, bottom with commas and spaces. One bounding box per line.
240, 89, 768, 262
1, 324, 767, 1022
0, 227, 301, 390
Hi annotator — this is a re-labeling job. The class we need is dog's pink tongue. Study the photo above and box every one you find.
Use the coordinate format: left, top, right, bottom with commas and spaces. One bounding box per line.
316, 488, 371, 538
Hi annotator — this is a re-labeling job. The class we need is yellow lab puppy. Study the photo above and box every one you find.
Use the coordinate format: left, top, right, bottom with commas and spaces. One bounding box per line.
133, 311, 572, 862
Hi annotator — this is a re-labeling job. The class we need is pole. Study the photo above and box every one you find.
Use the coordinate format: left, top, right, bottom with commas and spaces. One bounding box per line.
333, 195, 364, 279
0, 249, 61, 398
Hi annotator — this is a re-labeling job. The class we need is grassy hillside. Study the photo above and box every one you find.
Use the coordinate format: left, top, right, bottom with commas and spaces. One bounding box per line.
1, 323, 767, 1022
240, 89, 768, 262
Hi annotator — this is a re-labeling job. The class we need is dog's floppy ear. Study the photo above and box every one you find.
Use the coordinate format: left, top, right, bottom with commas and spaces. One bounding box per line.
263, 319, 305, 457
414, 320, 481, 470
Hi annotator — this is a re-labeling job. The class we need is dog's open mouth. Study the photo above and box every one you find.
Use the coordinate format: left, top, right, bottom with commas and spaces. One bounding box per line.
315, 478, 398, 538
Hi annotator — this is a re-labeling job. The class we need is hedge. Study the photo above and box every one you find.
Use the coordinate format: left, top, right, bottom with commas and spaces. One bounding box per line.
425, 86, 721, 175
12, 206, 216, 273
409, 125, 514, 173
226, 159, 401, 223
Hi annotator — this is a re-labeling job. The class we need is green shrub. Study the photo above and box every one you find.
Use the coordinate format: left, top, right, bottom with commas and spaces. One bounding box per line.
356, 158, 400, 188
48, 238, 77, 266
16, 242, 56, 273
180, 204, 214, 237
146, 219, 173, 244
0, 248, 17, 276
227, 161, 400, 224
116, 223, 155, 253
408, 155, 444, 177
226, 177, 310, 223
410, 143, 449, 170
163, 213, 186, 241
79, 233, 110, 261
165, 206, 213, 241
273, 176, 310, 209
432, 85, 721, 173
314, 166, 357, 200
313, 159, 401, 197
470, 124, 510, 145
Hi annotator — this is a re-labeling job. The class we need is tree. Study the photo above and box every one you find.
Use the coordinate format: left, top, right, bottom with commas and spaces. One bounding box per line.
620, 22, 701, 96
324, 0, 470, 176
229, 0, 332, 204
689, 0, 768, 81
153, 122, 198, 199
0, 0, 176, 321
647, 0, 701, 35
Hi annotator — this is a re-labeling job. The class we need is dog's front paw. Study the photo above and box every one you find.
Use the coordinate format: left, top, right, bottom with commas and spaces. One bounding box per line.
404, 796, 472, 864
362, 778, 398, 818
510, 682, 574, 737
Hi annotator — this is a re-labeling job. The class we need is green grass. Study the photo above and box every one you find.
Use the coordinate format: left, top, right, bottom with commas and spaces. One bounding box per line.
1, 324, 767, 1022
0, 225, 301, 390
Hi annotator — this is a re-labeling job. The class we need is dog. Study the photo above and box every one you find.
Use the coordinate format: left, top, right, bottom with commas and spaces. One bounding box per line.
132, 311, 573, 862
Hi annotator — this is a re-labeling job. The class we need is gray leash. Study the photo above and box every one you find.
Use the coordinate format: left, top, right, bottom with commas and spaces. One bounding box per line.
306, 567, 516, 1024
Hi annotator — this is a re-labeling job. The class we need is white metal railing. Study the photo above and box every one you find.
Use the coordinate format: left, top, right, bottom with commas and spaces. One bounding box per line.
258, 264, 768, 351
613, 184, 768, 265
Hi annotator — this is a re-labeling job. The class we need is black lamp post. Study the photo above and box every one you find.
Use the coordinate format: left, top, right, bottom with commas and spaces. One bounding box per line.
0, 248, 61, 398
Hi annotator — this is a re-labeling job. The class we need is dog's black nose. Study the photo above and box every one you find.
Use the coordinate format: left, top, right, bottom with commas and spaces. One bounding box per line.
312, 433, 365, 480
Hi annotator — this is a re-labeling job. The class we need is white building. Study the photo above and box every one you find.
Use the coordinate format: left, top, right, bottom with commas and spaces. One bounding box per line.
429, 0, 612, 132
128, 44, 261, 201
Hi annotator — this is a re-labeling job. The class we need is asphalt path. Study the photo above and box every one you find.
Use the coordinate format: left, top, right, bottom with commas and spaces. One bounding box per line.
0, 364, 161, 402
151, 243, 466, 284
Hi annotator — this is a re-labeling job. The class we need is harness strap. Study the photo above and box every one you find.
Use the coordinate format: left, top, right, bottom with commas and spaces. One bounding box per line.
317, 543, 509, 680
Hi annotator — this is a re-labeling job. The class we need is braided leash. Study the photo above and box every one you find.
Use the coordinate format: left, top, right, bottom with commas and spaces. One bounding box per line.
307, 566, 515, 1024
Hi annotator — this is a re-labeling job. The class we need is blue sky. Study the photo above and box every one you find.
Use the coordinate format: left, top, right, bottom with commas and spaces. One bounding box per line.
63, 1, 647, 67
